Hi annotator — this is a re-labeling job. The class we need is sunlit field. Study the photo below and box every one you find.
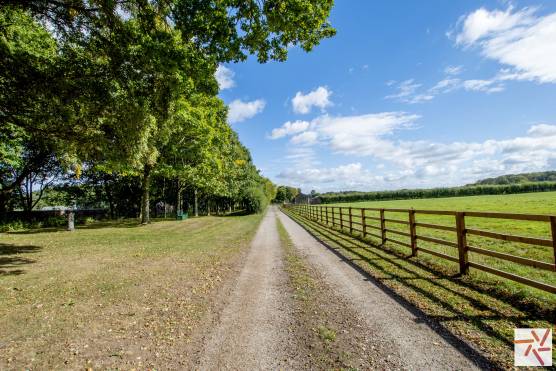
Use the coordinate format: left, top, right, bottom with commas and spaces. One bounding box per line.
320, 191, 556, 301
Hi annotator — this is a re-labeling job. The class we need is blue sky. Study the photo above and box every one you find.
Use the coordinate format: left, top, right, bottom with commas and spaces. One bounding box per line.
216, 0, 556, 193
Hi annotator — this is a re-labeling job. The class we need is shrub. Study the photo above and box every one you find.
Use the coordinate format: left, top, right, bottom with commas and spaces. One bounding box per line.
0, 220, 27, 232
242, 186, 269, 214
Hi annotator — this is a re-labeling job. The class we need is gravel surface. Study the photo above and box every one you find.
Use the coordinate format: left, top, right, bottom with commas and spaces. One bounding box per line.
277, 209, 484, 370
196, 207, 486, 370
197, 207, 298, 370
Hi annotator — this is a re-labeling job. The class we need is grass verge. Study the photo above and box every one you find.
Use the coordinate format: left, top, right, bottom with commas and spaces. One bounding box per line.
0, 214, 263, 369
282, 208, 555, 369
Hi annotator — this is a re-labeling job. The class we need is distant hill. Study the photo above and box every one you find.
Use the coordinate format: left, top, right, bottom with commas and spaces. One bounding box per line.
470, 171, 556, 185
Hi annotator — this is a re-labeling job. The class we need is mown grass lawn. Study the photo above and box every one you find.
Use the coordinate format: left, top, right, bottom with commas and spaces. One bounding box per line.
283, 208, 555, 369
323, 191, 556, 301
0, 214, 262, 370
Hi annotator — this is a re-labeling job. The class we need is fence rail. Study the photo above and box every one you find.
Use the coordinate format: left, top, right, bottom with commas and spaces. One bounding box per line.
284, 204, 556, 294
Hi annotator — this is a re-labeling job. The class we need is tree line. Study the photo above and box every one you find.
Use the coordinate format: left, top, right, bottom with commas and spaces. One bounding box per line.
318, 182, 556, 204
0, 1, 335, 223
470, 171, 556, 185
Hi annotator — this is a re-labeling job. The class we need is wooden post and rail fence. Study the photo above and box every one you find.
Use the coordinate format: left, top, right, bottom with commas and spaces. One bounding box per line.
284, 204, 556, 294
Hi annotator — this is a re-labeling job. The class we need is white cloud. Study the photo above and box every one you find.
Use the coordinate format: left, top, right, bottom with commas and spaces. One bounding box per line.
454, 7, 556, 83
292, 86, 332, 114
528, 123, 556, 137
430, 78, 462, 93
215, 65, 235, 90
385, 79, 421, 101
462, 79, 505, 93
291, 131, 319, 146
278, 163, 374, 185
273, 111, 556, 191
270, 120, 310, 139
388, 75, 505, 103
227, 99, 265, 124
455, 7, 536, 45
444, 65, 464, 75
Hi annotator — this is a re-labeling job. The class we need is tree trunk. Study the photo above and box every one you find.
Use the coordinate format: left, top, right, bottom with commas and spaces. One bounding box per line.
140, 165, 152, 224
207, 198, 210, 216
0, 193, 7, 222
176, 179, 182, 216
194, 189, 198, 217
162, 178, 167, 218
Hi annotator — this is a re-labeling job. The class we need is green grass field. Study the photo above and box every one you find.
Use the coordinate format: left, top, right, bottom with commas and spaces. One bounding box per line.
0, 215, 262, 369
320, 191, 556, 301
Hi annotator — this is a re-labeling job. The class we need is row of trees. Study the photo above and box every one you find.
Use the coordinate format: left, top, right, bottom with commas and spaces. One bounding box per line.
471, 171, 556, 185
0, 1, 335, 223
272, 185, 301, 204
319, 182, 556, 204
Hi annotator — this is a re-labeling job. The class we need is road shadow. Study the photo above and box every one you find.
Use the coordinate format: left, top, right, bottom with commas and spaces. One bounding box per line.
281, 210, 513, 370
0, 243, 42, 277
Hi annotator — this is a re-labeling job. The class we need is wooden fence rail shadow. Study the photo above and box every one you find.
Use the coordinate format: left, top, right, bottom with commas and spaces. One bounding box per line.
285, 204, 556, 294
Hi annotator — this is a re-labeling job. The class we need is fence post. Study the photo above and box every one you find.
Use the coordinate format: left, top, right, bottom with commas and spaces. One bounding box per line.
326, 206, 329, 225
456, 212, 469, 275
331, 207, 335, 227
550, 216, 556, 270
349, 207, 353, 234
380, 209, 386, 245
409, 208, 417, 257
361, 208, 367, 238
339, 207, 344, 230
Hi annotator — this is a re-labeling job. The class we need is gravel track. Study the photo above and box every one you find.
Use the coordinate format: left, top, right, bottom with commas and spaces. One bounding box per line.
197, 207, 485, 370
197, 207, 296, 370
277, 209, 484, 370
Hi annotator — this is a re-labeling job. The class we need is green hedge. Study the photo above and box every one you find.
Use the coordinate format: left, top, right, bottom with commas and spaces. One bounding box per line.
319, 182, 556, 204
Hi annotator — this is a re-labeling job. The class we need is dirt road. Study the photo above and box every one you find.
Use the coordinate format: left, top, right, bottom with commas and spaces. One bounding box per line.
197, 207, 297, 370
197, 206, 484, 369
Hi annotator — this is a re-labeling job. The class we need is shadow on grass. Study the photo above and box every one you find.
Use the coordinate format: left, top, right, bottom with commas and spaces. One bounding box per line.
0, 243, 42, 277
282, 210, 555, 369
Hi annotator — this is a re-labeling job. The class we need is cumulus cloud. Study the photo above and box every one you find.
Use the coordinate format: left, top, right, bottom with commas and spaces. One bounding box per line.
453, 6, 556, 83
273, 111, 556, 191
228, 99, 265, 124
528, 123, 556, 137
278, 163, 376, 186
292, 86, 332, 114
215, 65, 235, 90
270, 120, 310, 139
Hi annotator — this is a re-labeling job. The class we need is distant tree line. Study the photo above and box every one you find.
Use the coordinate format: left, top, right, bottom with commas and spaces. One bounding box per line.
470, 171, 556, 185
319, 182, 556, 204
272, 186, 301, 204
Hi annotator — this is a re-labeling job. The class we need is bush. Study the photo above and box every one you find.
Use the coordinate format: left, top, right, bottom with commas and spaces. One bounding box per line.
319, 181, 556, 204
42, 216, 67, 228
242, 186, 269, 214
0, 220, 27, 232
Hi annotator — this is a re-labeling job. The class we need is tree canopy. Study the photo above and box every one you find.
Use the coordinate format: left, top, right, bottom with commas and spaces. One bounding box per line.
0, 0, 336, 222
